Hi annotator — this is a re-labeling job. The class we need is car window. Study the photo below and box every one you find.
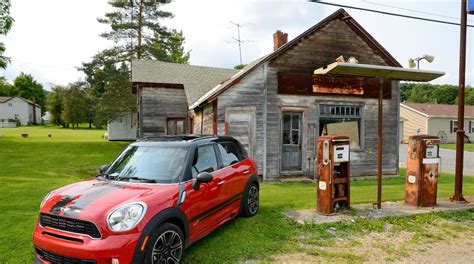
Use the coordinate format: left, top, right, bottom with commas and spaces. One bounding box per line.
217, 142, 241, 167
107, 146, 188, 183
192, 145, 218, 178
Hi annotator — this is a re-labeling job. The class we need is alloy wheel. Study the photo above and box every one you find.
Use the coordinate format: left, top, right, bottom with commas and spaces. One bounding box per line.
247, 185, 259, 214
151, 230, 183, 264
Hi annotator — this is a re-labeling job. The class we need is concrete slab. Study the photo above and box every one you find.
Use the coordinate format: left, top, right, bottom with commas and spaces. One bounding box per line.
285, 196, 474, 224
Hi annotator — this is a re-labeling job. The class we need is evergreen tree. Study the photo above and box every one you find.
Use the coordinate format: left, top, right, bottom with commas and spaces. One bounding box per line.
0, 0, 13, 69
79, 0, 189, 127
93, 62, 134, 128
96, 0, 188, 62
148, 29, 190, 63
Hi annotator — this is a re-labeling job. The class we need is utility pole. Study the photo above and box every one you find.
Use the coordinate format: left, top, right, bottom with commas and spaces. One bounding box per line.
230, 21, 252, 66
452, 0, 468, 203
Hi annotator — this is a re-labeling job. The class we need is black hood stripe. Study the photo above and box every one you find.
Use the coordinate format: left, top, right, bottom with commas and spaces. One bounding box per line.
50, 182, 124, 217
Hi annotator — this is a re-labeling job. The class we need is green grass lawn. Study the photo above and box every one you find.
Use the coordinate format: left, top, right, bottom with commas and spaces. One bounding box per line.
0, 126, 473, 263
441, 143, 474, 152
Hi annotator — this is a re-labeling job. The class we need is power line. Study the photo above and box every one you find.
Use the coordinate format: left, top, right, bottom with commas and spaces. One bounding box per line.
363, 0, 474, 23
310, 1, 474, 28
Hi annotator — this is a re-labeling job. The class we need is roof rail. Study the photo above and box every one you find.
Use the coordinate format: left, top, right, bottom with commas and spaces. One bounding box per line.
139, 134, 217, 142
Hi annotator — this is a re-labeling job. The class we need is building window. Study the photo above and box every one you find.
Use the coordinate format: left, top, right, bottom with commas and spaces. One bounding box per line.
283, 113, 301, 145
8, 103, 12, 107
450, 120, 458, 133
470, 121, 473, 134
167, 118, 186, 135
319, 104, 363, 148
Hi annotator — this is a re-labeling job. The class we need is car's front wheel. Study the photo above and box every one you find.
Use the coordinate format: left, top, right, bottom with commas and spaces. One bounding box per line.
242, 183, 259, 217
145, 222, 184, 264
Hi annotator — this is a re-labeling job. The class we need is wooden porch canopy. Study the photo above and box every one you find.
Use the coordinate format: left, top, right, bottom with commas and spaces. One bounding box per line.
314, 62, 445, 209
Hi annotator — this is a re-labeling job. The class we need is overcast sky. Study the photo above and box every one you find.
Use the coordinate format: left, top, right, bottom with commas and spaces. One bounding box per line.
0, 0, 473, 90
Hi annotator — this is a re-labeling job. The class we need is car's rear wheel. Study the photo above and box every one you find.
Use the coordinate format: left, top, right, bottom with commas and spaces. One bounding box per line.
145, 223, 184, 264
242, 183, 259, 217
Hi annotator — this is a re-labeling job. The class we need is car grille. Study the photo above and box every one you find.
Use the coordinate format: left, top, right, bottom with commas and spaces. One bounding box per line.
39, 213, 101, 239
35, 248, 96, 264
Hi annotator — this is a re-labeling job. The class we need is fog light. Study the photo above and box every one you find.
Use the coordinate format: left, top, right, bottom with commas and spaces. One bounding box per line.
111, 259, 119, 264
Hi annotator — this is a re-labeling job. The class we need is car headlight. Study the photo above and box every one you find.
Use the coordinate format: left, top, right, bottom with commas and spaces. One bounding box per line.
107, 202, 147, 232
40, 192, 53, 209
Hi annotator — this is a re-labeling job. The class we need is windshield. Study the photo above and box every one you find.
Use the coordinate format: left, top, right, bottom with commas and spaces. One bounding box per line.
106, 146, 188, 184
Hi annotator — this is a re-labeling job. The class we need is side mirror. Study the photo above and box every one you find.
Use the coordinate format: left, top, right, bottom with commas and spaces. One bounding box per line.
193, 172, 213, 190
99, 165, 109, 174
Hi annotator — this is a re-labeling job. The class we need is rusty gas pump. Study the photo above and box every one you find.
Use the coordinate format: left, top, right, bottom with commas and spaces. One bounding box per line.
405, 135, 440, 207
316, 135, 351, 215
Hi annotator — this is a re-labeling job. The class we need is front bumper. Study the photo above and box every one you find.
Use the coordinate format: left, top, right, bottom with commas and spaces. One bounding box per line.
33, 224, 141, 264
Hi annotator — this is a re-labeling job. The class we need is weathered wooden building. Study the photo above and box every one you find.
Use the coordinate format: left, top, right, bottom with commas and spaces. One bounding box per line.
132, 9, 402, 180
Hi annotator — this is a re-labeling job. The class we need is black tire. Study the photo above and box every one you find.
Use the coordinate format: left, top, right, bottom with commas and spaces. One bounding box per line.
241, 182, 259, 217
144, 222, 184, 264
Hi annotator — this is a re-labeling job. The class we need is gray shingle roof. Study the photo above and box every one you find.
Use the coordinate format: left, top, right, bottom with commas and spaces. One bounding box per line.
132, 60, 238, 106
188, 55, 270, 109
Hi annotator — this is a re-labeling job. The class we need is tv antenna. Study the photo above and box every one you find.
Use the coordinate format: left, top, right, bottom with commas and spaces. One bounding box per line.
229, 21, 253, 66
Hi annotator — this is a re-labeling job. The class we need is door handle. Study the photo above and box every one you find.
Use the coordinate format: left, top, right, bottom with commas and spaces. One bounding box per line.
243, 170, 251, 175
217, 181, 226, 186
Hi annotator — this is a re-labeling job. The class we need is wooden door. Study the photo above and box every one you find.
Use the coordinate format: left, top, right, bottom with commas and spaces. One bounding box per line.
281, 112, 302, 171
225, 108, 256, 158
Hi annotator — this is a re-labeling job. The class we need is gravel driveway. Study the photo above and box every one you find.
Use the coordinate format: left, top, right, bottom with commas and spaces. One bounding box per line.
399, 144, 474, 176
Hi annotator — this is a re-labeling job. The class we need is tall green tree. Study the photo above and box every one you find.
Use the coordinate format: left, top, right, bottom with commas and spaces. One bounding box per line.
12, 73, 46, 108
400, 83, 465, 105
62, 82, 88, 129
148, 29, 190, 63
97, 0, 188, 62
463, 89, 474, 106
80, 49, 123, 99
93, 62, 135, 128
46, 85, 66, 127
79, 0, 189, 128
0, 0, 13, 69
0, 76, 13, 96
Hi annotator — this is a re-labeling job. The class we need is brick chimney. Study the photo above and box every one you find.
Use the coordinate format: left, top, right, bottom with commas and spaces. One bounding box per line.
273, 30, 288, 51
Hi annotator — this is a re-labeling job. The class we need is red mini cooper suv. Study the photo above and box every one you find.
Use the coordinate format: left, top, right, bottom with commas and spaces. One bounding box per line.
33, 136, 259, 264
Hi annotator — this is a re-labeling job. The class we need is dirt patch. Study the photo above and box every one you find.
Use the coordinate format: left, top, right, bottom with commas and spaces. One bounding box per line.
270, 219, 474, 263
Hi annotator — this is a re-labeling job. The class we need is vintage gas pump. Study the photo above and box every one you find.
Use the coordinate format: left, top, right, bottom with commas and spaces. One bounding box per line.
405, 135, 440, 207
316, 135, 351, 215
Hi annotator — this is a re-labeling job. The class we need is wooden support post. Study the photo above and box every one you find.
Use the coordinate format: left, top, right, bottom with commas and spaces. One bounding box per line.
452, 0, 467, 203
377, 78, 384, 209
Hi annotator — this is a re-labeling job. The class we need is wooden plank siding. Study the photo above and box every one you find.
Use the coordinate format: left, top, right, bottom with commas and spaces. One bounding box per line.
213, 67, 266, 174
135, 12, 403, 180
262, 17, 400, 179
141, 87, 189, 137
400, 106, 428, 143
